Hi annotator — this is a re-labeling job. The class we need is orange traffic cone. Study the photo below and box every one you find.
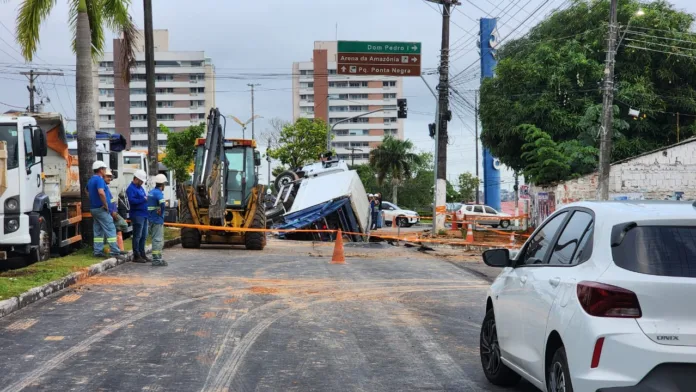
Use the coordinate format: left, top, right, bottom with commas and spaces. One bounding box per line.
509, 232, 515, 246
465, 223, 475, 243
331, 229, 346, 264
451, 216, 460, 231
392, 217, 398, 228
117, 232, 124, 252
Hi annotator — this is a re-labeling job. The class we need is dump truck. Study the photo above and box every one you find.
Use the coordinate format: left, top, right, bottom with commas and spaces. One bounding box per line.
0, 112, 81, 261
0, 112, 129, 262
178, 108, 266, 249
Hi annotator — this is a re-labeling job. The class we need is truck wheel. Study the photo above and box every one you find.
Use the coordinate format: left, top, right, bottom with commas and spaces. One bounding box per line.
33, 216, 51, 262
245, 202, 266, 250
180, 208, 201, 249
274, 170, 298, 191
500, 220, 511, 229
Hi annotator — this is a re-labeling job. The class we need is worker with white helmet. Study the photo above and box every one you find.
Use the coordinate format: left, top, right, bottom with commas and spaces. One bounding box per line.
104, 170, 128, 234
127, 169, 150, 263
87, 161, 124, 260
147, 174, 169, 266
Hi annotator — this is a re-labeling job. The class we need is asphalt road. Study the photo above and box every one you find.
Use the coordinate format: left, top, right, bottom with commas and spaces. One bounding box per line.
0, 240, 537, 392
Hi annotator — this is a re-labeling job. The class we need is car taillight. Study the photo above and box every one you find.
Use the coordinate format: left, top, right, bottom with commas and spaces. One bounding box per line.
576, 281, 642, 318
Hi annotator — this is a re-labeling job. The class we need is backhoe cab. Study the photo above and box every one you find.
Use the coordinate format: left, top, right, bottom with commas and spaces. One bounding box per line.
178, 108, 266, 250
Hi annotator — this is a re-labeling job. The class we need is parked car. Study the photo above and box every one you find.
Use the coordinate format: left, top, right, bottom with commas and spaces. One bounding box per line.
456, 204, 512, 228
381, 202, 420, 227
479, 201, 696, 392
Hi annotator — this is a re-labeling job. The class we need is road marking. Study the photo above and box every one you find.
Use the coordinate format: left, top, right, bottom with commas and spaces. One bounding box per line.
6, 319, 38, 331
44, 336, 64, 341
136, 292, 151, 297
56, 294, 81, 304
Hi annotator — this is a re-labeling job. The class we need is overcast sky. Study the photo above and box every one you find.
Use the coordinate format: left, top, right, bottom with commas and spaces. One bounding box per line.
1, 0, 694, 192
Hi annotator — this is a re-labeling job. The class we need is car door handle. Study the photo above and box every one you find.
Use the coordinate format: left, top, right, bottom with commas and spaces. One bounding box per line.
520, 276, 528, 285
549, 277, 561, 287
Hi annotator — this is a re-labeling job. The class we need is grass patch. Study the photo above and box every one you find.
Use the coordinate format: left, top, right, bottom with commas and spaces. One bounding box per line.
0, 228, 180, 301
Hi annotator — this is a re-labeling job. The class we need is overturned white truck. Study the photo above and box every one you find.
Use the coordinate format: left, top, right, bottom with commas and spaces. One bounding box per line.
267, 158, 371, 241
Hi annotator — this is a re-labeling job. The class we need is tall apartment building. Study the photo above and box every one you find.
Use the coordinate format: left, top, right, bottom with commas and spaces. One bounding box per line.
292, 41, 404, 165
96, 30, 215, 149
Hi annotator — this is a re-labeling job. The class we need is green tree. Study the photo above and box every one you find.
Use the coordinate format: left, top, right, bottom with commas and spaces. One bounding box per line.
520, 125, 571, 184
267, 118, 329, 169
457, 172, 480, 202
162, 123, 205, 184
15, 0, 137, 242
479, 0, 696, 183
369, 136, 422, 205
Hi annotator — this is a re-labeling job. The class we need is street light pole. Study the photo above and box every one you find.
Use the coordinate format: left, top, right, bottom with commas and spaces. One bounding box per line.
327, 108, 385, 151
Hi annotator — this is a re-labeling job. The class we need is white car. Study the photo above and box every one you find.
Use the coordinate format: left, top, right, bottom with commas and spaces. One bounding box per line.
479, 201, 696, 392
456, 204, 512, 229
381, 201, 419, 227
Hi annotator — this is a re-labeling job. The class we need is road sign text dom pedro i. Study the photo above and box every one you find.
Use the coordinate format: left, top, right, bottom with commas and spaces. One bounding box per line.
337, 41, 422, 77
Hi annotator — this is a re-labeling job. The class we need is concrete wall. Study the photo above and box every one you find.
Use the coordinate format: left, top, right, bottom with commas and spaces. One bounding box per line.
528, 139, 696, 226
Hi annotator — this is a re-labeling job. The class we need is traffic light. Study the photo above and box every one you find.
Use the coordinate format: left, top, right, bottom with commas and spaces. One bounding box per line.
397, 98, 408, 119
428, 123, 436, 138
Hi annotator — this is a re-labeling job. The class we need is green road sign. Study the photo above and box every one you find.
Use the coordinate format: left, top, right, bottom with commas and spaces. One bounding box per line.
338, 41, 421, 55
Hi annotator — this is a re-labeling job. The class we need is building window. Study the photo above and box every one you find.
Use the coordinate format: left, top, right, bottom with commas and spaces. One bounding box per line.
99, 115, 114, 122
157, 101, 174, 108
383, 93, 397, 99
300, 82, 314, 88
299, 70, 314, 76
190, 74, 205, 81
99, 89, 114, 96
131, 114, 147, 121
350, 142, 369, 147
99, 61, 113, 68
301, 107, 315, 114
332, 142, 349, 148
131, 88, 147, 95
384, 129, 398, 136
349, 94, 368, 99
100, 128, 115, 133
156, 74, 174, 81
190, 100, 205, 107
334, 130, 349, 136
131, 127, 147, 134
130, 74, 147, 81
157, 114, 175, 121
132, 140, 148, 147
99, 76, 114, 84
349, 106, 368, 112
130, 101, 146, 108
329, 81, 348, 88
348, 130, 369, 136
189, 87, 204, 94
384, 105, 397, 110
330, 117, 369, 124
155, 60, 180, 67
384, 117, 397, 124
156, 88, 174, 94
328, 69, 337, 75
329, 106, 348, 112
383, 81, 397, 87
349, 81, 368, 88
100, 102, 114, 108
299, 94, 315, 102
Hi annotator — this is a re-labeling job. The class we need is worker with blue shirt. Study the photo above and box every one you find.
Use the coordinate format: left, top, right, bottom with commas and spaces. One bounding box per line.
127, 169, 149, 263
147, 174, 168, 266
87, 161, 124, 260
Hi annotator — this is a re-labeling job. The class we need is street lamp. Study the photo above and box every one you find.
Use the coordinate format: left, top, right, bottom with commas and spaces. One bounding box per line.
230, 115, 263, 139
617, 8, 646, 51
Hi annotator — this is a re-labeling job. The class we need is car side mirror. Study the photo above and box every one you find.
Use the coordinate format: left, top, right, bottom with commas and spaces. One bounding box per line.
482, 248, 512, 268
112, 170, 119, 179
33, 127, 48, 157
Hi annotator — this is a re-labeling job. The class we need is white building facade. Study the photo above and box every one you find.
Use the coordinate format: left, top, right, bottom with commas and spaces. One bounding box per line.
95, 30, 215, 149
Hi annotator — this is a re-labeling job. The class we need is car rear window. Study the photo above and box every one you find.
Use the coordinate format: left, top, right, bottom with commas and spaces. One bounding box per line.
612, 226, 696, 277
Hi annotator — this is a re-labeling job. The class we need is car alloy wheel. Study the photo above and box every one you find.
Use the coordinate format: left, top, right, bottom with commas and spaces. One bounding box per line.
549, 361, 567, 392
480, 315, 501, 374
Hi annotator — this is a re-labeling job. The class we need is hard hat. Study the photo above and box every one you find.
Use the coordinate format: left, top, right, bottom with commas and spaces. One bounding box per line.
92, 160, 107, 171
266, 189, 272, 195
154, 174, 168, 184
134, 169, 148, 182
104, 169, 113, 177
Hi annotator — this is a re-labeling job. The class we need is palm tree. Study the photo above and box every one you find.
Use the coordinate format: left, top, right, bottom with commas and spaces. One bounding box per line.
369, 136, 422, 205
16, 0, 137, 242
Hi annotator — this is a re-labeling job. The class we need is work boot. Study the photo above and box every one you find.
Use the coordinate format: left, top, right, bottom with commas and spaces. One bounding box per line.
142, 254, 153, 263
133, 253, 147, 263
152, 260, 168, 267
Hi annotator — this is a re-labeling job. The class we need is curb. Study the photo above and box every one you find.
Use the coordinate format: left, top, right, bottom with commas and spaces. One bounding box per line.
0, 237, 181, 320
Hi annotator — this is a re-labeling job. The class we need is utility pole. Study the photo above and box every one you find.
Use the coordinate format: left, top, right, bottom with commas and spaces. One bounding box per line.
596, 0, 619, 200
475, 90, 480, 204
143, 0, 158, 179
21, 70, 63, 112
267, 136, 272, 188
347, 147, 363, 167
248, 83, 260, 140
426, 0, 459, 231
